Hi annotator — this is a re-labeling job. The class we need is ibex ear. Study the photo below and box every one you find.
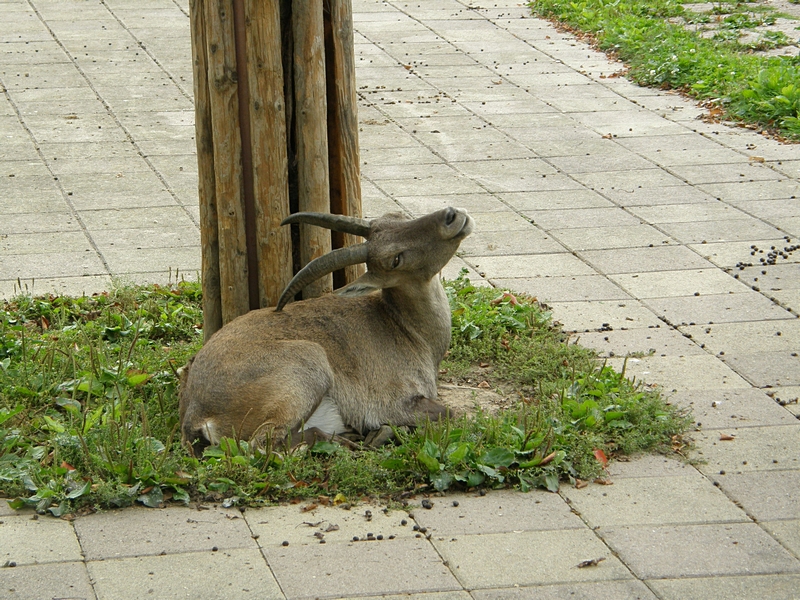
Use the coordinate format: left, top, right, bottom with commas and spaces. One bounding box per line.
336, 271, 383, 297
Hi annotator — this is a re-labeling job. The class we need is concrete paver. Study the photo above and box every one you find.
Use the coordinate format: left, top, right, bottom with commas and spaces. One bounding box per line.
87, 548, 284, 600
0, 561, 95, 600
648, 574, 800, 600
602, 522, 800, 579
1, 0, 799, 597
1, 511, 82, 563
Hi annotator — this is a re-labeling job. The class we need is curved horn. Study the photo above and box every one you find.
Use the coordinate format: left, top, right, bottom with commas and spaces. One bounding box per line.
276, 243, 370, 311
281, 212, 371, 238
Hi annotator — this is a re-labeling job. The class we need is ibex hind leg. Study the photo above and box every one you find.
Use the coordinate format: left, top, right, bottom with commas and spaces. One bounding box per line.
182, 341, 335, 453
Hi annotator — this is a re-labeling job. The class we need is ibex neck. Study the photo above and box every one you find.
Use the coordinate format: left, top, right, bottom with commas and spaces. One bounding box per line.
382, 278, 452, 360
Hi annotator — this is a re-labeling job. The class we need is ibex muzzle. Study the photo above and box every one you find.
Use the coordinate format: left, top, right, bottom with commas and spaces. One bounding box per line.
179, 207, 473, 452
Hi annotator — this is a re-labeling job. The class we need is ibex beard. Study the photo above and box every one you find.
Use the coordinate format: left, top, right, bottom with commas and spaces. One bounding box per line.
179, 207, 473, 455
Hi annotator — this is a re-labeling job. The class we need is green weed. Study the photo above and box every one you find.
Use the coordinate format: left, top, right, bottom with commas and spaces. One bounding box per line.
1, 276, 690, 515
531, 0, 800, 139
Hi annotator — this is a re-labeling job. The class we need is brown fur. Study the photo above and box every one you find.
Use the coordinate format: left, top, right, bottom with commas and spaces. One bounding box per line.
179, 207, 473, 450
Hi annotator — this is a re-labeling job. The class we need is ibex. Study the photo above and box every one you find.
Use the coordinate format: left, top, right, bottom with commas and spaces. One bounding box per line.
179, 207, 473, 453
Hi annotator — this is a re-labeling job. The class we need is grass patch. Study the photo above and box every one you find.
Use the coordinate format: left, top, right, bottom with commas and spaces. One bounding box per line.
0, 275, 690, 515
530, 0, 800, 139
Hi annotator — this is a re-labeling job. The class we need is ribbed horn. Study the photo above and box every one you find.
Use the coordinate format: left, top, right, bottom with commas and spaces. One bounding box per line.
276, 243, 370, 311
281, 212, 371, 238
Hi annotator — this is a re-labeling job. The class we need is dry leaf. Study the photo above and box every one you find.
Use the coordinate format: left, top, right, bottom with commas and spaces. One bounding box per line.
301, 503, 319, 513
577, 557, 606, 568
477, 381, 490, 389
593, 478, 613, 485
719, 434, 735, 441
749, 156, 765, 163
575, 479, 588, 489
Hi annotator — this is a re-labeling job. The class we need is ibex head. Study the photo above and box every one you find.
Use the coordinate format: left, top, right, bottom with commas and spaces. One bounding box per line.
277, 207, 473, 310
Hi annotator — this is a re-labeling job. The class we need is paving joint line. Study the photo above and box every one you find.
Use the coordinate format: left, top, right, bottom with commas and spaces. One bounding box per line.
25, 0, 201, 230
99, 0, 194, 102
0, 75, 113, 281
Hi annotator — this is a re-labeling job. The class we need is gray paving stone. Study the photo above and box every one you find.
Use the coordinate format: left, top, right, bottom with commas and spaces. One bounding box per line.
734, 198, 800, 222
605, 454, 698, 478
627, 201, 750, 224
602, 522, 800, 579
690, 238, 794, 268
550, 224, 674, 251
668, 388, 798, 430
681, 320, 800, 355
0, 251, 106, 279
466, 211, 534, 231
90, 226, 199, 251
499, 189, 613, 211
698, 180, 800, 203
470, 580, 658, 600
615, 133, 748, 167
602, 183, 717, 207
669, 161, 784, 185
579, 245, 711, 275
525, 207, 643, 230
573, 324, 702, 356
610, 269, 747, 298
647, 574, 800, 600
552, 296, 663, 332
352, 593, 471, 600
101, 246, 200, 274
563, 473, 747, 527
0, 231, 91, 254
693, 425, 800, 475
570, 109, 691, 138
432, 529, 632, 589
719, 471, 800, 522
722, 352, 800, 387
0, 514, 83, 566
88, 547, 283, 600
79, 206, 196, 230
574, 168, 687, 193
659, 217, 786, 244
493, 275, 630, 303
763, 520, 800, 557
0, 275, 113, 299
771, 386, 800, 418
459, 227, 565, 256
469, 253, 595, 279
264, 537, 460, 600
0, 561, 95, 600
452, 159, 572, 194
547, 151, 655, 174
647, 291, 794, 326
376, 173, 487, 197
245, 503, 417, 547
737, 263, 800, 294
608, 354, 751, 391
410, 489, 583, 535
74, 505, 256, 560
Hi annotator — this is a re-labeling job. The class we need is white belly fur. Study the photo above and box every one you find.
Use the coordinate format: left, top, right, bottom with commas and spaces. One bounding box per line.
303, 396, 347, 434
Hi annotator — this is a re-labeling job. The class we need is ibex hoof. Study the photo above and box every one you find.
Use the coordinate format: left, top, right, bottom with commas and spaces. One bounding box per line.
364, 425, 409, 447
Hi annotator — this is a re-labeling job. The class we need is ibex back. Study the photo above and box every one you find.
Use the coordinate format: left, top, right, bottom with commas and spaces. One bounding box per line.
179, 207, 473, 453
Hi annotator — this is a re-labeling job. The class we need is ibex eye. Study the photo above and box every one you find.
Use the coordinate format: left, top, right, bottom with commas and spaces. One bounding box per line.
445, 208, 456, 225
392, 254, 402, 268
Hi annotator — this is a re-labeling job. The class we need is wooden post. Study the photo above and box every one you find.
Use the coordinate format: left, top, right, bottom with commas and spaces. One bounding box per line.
245, 0, 293, 308
293, 0, 333, 299
325, 0, 364, 287
190, 0, 362, 338
189, 0, 222, 340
